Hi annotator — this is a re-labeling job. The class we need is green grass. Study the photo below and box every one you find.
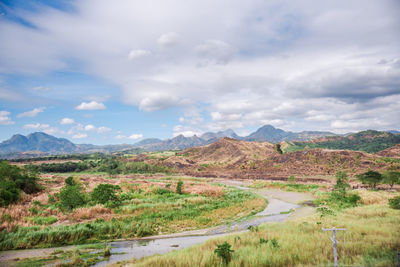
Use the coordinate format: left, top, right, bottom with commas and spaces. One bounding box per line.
0, 186, 265, 250
28, 216, 58, 225
251, 181, 320, 193
119, 204, 400, 267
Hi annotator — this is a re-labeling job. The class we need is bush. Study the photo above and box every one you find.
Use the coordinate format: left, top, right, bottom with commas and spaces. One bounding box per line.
65, 176, 76, 186
60, 184, 87, 211
0, 161, 40, 207
388, 196, 400, 209
176, 181, 183, 194
90, 184, 120, 205
214, 241, 234, 264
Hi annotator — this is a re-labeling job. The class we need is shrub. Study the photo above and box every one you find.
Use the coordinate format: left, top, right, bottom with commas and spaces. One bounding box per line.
288, 175, 296, 183
154, 187, 171, 195
104, 246, 111, 257
0, 161, 40, 207
333, 171, 350, 198
271, 238, 279, 248
382, 171, 400, 188
214, 241, 234, 265
90, 184, 121, 205
176, 181, 183, 194
388, 196, 400, 209
65, 176, 76, 186
60, 184, 87, 210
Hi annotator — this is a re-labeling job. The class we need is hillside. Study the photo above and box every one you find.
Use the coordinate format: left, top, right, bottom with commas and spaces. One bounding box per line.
376, 144, 400, 158
164, 138, 277, 167
153, 138, 395, 179
285, 130, 400, 153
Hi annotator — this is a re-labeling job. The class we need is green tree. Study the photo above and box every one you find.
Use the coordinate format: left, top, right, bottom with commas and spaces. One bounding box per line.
356, 170, 382, 188
333, 171, 350, 198
275, 143, 283, 154
91, 184, 120, 204
176, 181, 183, 194
214, 241, 234, 265
59, 184, 87, 210
382, 171, 400, 188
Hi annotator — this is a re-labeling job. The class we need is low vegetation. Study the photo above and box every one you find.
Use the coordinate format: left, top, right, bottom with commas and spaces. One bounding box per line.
119, 172, 399, 267
0, 161, 41, 207
0, 177, 266, 250
286, 130, 400, 153
124, 203, 399, 267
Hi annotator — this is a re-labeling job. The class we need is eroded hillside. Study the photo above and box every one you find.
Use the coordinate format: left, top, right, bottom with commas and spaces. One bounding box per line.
139, 138, 399, 180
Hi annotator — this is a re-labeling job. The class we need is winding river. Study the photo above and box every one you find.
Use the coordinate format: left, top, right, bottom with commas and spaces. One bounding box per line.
0, 184, 315, 266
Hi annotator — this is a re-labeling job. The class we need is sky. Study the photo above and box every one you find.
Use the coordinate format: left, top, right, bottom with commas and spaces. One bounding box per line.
0, 0, 399, 145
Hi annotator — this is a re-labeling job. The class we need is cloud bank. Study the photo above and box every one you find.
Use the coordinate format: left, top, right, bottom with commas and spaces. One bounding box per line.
0, 0, 399, 135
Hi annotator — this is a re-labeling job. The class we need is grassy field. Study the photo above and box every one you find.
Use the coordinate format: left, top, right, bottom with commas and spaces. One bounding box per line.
115, 189, 400, 267
0, 175, 266, 250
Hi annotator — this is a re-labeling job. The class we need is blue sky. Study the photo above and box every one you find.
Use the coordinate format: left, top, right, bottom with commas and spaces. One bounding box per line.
0, 0, 399, 144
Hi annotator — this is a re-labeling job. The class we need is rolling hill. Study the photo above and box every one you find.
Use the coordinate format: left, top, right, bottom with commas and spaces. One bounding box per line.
285, 130, 400, 153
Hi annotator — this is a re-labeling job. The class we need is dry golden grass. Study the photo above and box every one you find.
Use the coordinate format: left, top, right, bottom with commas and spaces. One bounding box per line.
166, 198, 267, 232
120, 204, 400, 267
183, 183, 224, 197
71, 204, 112, 221
355, 189, 398, 205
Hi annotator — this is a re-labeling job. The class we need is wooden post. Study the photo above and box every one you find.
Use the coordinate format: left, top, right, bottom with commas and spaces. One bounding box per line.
322, 227, 346, 267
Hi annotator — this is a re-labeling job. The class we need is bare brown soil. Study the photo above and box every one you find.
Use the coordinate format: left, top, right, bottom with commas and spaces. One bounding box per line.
139, 138, 399, 180
376, 144, 400, 158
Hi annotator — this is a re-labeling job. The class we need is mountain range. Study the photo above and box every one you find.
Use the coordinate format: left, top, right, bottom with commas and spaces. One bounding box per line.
0, 125, 399, 158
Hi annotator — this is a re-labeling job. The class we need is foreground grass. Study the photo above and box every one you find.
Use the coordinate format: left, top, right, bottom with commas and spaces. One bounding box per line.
116, 203, 400, 267
0, 182, 266, 250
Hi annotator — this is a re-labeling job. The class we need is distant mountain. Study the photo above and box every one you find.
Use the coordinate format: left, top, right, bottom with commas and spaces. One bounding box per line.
140, 135, 207, 151
133, 138, 162, 147
201, 129, 240, 141
3, 126, 390, 159
0, 132, 77, 154
286, 130, 400, 153
242, 125, 336, 142
244, 125, 292, 142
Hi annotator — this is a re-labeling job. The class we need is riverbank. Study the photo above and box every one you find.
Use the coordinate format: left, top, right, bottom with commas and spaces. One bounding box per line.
0, 185, 314, 266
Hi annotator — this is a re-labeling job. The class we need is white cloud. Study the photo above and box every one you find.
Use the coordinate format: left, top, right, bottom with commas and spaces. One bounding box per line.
139, 94, 187, 111
1, 0, 399, 134
115, 133, 143, 140
60, 117, 75, 125
75, 101, 106, 110
172, 125, 202, 137
84, 124, 96, 131
128, 49, 151, 60
72, 133, 88, 139
0, 111, 14, 125
24, 123, 49, 129
128, 134, 143, 139
17, 107, 45, 118
157, 32, 179, 47
23, 123, 62, 135
196, 39, 236, 65
97, 126, 112, 133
